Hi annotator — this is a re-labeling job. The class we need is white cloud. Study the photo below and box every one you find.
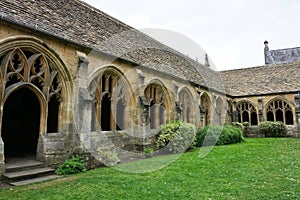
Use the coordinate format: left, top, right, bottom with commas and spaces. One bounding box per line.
82, 0, 300, 70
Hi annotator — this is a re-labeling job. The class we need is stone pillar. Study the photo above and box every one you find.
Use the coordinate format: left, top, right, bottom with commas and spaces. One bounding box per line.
196, 87, 202, 128
199, 105, 206, 127
74, 52, 94, 152
294, 93, 300, 130
139, 96, 150, 140
211, 95, 218, 125
173, 81, 179, 120
232, 101, 238, 122
175, 101, 182, 121
258, 98, 263, 123
264, 41, 274, 64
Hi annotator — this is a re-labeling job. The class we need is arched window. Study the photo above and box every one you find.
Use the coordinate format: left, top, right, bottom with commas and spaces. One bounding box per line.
237, 101, 258, 125
179, 89, 194, 123
93, 72, 128, 131
145, 84, 168, 129
266, 99, 294, 125
0, 48, 62, 133
200, 93, 211, 126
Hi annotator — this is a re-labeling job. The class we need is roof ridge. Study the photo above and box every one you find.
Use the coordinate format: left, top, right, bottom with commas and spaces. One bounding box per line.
221, 60, 300, 73
75, 1, 212, 70
269, 46, 300, 52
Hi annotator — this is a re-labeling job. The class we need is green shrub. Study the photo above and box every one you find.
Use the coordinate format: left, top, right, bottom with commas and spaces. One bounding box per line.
196, 125, 244, 147
258, 121, 287, 137
56, 155, 86, 175
144, 146, 154, 158
144, 146, 154, 154
242, 122, 250, 135
232, 122, 250, 136
232, 122, 244, 130
156, 120, 196, 153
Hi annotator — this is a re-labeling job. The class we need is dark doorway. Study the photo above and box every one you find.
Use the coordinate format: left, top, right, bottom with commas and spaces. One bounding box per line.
2, 88, 40, 158
101, 93, 111, 131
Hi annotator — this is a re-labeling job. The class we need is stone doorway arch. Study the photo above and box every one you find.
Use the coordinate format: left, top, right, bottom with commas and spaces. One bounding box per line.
0, 36, 74, 176
2, 87, 41, 158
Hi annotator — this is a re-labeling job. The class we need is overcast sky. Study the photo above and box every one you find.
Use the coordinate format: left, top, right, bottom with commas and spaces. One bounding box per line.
82, 0, 300, 71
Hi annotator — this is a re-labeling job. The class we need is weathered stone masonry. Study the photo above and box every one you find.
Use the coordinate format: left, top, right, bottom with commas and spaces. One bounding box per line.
0, 0, 299, 176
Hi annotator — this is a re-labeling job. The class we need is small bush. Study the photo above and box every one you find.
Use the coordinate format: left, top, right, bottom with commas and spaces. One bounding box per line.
144, 146, 154, 154
196, 125, 244, 147
56, 155, 86, 175
232, 122, 244, 130
144, 146, 154, 158
156, 120, 196, 153
258, 121, 287, 137
242, 122, 250, 135
231, 122, 251, 136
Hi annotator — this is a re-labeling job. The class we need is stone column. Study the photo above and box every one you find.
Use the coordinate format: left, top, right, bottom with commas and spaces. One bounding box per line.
139, 96, 150, 141
196, 87, 201, 128
232, 101, 238, 122
294, 93, 300, 130
258, 98, 263, 123
74, 52, 94, 151
199, 105, 206, 127
175, 101, 182, 121
211, 95, 218, 125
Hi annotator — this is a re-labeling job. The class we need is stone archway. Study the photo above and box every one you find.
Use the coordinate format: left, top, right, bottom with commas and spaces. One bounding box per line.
0, 37, 73, 176
2, 88, 40, 158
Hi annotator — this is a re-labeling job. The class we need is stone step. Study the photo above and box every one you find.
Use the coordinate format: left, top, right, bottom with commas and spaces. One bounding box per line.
3, 167, 55, 182
5, 160, 44, 173
10, 175, 60, 186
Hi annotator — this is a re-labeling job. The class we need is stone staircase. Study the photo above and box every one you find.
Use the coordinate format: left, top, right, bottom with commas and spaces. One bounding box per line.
2, 159, 60, 186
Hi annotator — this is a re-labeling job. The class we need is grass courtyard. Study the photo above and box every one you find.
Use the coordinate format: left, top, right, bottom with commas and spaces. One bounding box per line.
0, 138, 299, 200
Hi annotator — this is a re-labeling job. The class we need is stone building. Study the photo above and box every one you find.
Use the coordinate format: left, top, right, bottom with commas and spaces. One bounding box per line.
0, 0, 299, 175
222, 41, 300, 135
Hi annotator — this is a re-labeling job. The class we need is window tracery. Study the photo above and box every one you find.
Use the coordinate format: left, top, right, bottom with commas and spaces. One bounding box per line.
93, 72, 127, 131
179, 89, 193, 123
237, 101, 258, 125
266, 99, 293, 125
200, 93, 211, 126
0, 48, 62, 133
144, 84, 167, 129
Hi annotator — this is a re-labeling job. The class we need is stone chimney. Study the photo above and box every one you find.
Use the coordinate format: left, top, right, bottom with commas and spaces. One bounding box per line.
264, 40, 273, 64
205, 54, 210, 67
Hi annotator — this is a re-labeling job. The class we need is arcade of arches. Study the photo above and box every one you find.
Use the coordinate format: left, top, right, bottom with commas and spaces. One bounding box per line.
0, 37, 299, 176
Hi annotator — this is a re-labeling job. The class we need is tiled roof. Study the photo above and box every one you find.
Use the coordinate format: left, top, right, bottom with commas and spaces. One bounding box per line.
221, 62, 300, 96
0, 0, 224, 92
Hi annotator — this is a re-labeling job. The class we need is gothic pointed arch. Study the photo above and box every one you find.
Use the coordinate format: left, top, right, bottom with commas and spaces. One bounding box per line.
0, 36, 73, 159
200, 92, 212, 126
178, 87, 195, 123
88, 66, 134, 131
236, 100, 258, 125
144, 79, 171, 129
0, 37, 73, 134
265, 97, 294, 125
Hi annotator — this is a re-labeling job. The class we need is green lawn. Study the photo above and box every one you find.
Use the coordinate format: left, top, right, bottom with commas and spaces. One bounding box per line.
0, 138, 299, 200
